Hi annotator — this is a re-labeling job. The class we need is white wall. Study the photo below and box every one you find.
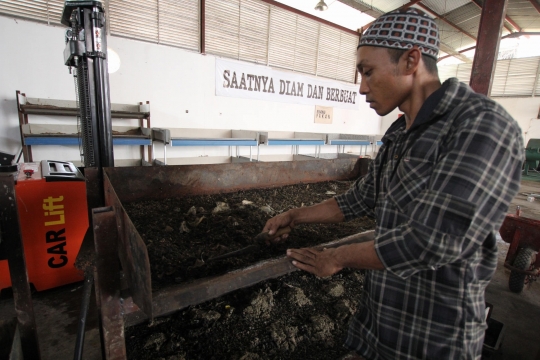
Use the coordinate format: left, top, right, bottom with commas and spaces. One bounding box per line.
0, 16, 384, 163
379, 108, 402, 135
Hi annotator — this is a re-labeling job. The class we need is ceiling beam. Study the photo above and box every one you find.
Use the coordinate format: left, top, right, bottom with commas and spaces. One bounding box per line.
469, 0, 509, 95
439, 43, 474, 63
505, 31, 540, 37
417, 3, 477, 41
437, 46, 475, 61
338, 0, 380, 13
260, 0, 359, 36
470, 0, 520, 32
338, 0, 384, 26
355, 0, 424, 31
529, 0, 540, 14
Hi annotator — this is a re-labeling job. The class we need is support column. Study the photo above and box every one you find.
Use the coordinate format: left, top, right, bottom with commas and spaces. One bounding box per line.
469, 0, 509, 96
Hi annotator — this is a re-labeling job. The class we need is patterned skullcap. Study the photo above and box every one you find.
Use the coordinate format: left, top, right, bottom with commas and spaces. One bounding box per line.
358, 8, 440, 59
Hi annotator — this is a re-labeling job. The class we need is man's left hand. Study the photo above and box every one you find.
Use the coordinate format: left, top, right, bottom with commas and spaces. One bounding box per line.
286, 247, 342, 277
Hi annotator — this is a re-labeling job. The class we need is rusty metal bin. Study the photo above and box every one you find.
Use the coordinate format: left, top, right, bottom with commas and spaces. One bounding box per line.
91, 157, 373, 359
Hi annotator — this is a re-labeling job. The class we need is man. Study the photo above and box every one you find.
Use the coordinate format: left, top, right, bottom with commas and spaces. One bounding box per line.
263, 8, 524, 360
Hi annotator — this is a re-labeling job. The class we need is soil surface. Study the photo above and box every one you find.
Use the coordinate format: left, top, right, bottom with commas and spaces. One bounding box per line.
126, 269, 366, 360
124, 181, 375, 290
124, 181, 375, 359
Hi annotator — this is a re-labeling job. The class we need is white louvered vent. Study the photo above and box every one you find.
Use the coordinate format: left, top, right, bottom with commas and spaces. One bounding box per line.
292, 15, 319, 74
2, 0, 358, 83
0, 0, 64, 25
110, 0, 159, 43
48, 0, 64, 25
336, 31, 358, 83
456, 62, 473, 84
158, 0, 199, 51
503, 57, 539, 96
439, 56, 540, 97
239, 0, 270, 64
317, 25, 342, 80
491, 59, 510, 97
206, 0, 240, 57
268, 6, 297, 70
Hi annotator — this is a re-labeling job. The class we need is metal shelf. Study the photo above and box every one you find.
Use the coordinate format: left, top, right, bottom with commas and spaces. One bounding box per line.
16, 91, 152, 164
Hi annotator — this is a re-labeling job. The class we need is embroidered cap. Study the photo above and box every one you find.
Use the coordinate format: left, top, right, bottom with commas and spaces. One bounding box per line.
358, 8, 440, 60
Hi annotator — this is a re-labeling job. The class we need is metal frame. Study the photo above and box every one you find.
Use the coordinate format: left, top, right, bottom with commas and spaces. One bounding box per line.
499, 213, 540, 272
0, 171, 41, 360
151, 128, 263, 164
326, 133, 374, 157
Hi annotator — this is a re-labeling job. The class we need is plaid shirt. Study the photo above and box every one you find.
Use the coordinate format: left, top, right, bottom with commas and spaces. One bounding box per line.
335, 78, 524, 360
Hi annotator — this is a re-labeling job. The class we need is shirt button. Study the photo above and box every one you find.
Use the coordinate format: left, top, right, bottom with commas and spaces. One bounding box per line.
394, 155, 399, 159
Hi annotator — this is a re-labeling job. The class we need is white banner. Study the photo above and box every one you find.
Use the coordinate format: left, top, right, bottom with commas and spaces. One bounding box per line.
215, 58, 360, 110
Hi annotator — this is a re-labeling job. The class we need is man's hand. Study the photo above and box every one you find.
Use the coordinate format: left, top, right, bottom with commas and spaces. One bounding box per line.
286, 247, 343, 277
263, 210, 297, 244
262, 198, 345, 245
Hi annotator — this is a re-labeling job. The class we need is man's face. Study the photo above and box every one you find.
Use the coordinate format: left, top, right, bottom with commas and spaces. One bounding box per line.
356, 46, 412, 116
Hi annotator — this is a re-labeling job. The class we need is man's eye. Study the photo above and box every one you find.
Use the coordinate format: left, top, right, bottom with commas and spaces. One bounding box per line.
364, 70, 372, 76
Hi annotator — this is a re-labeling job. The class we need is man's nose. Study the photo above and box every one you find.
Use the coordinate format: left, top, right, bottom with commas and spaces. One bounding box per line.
359, 77, 369, 95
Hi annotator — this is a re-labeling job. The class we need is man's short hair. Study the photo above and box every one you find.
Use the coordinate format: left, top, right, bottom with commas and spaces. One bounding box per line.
386, 48, 439, 75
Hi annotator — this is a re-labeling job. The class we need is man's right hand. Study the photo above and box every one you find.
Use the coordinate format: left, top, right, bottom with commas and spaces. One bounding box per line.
263, 209, 298, 244
262, 198, 345, 244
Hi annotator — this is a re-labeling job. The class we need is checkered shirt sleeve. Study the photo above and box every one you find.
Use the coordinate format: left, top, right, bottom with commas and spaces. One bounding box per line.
335, 160, 377, 220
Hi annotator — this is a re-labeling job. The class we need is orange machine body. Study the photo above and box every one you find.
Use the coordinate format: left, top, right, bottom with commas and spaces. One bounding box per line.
0, 161, 88, 291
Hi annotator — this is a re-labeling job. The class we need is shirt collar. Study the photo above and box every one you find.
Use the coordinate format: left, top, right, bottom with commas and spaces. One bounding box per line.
382, 77, 461, 144
408, 79, 451, 131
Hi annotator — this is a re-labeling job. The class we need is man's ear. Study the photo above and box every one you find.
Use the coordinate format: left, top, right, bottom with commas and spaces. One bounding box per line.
403, 48, 421, 75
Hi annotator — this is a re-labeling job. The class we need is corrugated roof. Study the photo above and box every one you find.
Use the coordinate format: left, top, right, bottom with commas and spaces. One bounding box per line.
338, 0, 540, 62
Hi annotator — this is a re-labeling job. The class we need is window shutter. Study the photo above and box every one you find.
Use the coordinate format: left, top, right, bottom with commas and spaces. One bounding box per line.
0, 0, 63, 25
316, 25, 357, 82
317, 25, 341, 79
456, 62, 472, 84
267, 7, 319, 75
109, 0, 158, 43
491, 59, 510, 97
47, 0, 64, 25
2, 0, 359, 84
158, 0, 199, 51
268, 6, 297, 70
205, 0, 240, 58
502, 57, 539, 97
336, 31, 358, 83
239, 0, 269, 64
293, 16, 319, 75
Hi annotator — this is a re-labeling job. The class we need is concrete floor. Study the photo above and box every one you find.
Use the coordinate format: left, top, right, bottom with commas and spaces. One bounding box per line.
485, 180, 540, 360
1, 181, 540, 360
